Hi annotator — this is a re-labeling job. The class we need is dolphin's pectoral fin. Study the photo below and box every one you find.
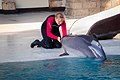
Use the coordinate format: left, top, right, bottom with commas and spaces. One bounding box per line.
59, 52, 69, 56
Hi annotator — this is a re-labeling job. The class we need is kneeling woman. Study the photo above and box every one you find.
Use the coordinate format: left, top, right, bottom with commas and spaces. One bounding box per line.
31, 12, 67, 49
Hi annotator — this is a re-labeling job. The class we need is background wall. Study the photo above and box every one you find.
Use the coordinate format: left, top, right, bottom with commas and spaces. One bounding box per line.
15, 0, 49, 8
49, 0, 65, 8
65, 0, 120, 17
0, 0, 49, 9
101, 0, 120, 10
0, 0, 120, 17
65, 0, 101, 17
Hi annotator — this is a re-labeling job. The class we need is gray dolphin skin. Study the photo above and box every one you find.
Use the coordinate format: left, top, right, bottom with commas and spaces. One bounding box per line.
61, 35, 106, 61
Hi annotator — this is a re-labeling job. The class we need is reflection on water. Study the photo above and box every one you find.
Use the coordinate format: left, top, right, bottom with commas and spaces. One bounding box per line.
0, 55, 120, 80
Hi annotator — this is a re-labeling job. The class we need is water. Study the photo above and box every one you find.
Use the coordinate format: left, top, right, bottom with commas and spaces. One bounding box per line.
0, 55, 120, 80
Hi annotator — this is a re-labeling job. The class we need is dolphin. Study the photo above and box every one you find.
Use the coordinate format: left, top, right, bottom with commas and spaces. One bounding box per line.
60, 35, 106, 61
87, 13, 120, 40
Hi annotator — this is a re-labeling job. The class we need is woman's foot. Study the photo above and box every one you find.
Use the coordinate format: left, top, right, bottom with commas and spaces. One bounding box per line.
31, 39, 41, 48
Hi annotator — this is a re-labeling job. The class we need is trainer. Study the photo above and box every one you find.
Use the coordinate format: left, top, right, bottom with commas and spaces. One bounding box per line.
31, 12, 67, 49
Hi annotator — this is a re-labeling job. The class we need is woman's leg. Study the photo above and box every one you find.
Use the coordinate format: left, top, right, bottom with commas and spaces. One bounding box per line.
40, 38, 53, 49
41, 24, 54, 49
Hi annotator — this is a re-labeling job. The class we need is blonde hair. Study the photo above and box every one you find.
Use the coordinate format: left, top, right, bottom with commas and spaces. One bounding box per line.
55, 12, 64, 18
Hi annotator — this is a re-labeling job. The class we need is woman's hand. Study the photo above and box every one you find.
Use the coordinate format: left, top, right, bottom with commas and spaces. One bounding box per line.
57, 37, 61, 42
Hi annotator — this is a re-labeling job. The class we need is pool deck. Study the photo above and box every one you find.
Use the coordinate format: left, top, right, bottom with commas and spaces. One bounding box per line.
0, 10, 120, 63
0, 12, 81, 63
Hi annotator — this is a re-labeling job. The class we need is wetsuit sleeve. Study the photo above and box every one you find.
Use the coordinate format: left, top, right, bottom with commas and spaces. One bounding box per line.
46, 17, 58, 39
61, 21, 67, 37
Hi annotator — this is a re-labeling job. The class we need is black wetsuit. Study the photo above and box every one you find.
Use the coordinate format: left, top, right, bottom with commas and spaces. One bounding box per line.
31, 15, 66, 49
40, 15, 62, 49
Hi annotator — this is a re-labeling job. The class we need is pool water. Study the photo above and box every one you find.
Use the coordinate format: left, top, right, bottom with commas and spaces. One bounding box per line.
0, 55, 120, 80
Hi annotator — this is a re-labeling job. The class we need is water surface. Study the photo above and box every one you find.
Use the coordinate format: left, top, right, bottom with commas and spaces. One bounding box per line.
0, 55, 120, 80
